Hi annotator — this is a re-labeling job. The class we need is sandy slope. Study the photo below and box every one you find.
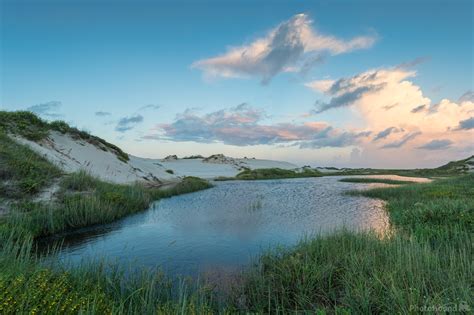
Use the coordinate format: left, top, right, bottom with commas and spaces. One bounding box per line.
12, 131, 177, 184
160, 158, 297, 179
12, 132, 298, 183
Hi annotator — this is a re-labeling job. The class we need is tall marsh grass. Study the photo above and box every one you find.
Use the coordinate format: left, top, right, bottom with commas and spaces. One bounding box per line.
232, 174, 473, 313
5, 171, 212, 239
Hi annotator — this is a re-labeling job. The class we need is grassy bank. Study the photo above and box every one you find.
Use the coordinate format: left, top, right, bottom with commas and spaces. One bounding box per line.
339, 177, 415, 185
0, 233, 218, 314
0, 127, 212, 239
0, 132, 62, 198
5, 172, 212, 239
0, 121, 217, 313
1, 112, 472, 313
233, 175, 473, 313
215, 167, 322, 181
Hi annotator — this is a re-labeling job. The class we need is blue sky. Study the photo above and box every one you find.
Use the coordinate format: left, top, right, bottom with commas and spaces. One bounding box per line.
1, 0, 473, 167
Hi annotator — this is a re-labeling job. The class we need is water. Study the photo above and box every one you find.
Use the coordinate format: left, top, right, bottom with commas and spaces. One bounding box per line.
42, 176, 426, 277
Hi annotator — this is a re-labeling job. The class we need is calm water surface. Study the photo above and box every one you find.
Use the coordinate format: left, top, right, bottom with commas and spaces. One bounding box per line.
44, 176, 427, 276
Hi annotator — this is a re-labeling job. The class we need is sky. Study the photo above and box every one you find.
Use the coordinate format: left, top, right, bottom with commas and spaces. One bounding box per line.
1, 0, 473, 168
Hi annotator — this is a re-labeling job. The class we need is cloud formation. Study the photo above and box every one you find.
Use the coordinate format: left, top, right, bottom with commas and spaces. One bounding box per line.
373, 127, 401, 141
417, 139, 453, 150
458, 90, 474, 103
145, 104, 369, 148
139, 104, 161, 111
192, 14, 376, 84
306, 66, 474, 163
115, 114, 144, 132
455, 117, 474, 130
381, 131, 422, 149
27, 101, 62, 118
95, 111, 111, 117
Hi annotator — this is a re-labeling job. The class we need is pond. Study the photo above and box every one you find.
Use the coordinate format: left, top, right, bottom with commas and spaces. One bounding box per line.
42, 176, 426, 277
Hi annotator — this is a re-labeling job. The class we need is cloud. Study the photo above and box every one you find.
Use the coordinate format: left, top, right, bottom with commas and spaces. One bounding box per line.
458, 90, 474, 103
410, 104, 427, 113
308, 68, 416, 113
95, 111, 111, 117
139, 104, 161, 111
381, 131, 422, 149
192, 13, 376, 84
315, 85, 384, 113
396, 56, 431, 69
300, 130, 371, 149
373, 127, 401, 141
417, 139, 453, 150
27, 101, 62, 118
456, 117, 474, 130
115, 114, 144, 132
145, 104, 369, 148
306, 67, 474, 166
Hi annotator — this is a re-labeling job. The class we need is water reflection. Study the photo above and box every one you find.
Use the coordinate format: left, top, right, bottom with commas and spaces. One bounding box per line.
41, 176, 425, 277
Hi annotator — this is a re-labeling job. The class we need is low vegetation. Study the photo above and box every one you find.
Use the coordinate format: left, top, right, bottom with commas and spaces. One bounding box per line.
234, 175, 473, 313
0, 121, 216, 313
0, 111, 129, 162
5, 172, 211, 239
0, 112, 472, 313
326, 156, 473, 178
0, 132, 62, 198
339, 177, 415, 185
216, 167, 322, 181
0, 233, 218, 314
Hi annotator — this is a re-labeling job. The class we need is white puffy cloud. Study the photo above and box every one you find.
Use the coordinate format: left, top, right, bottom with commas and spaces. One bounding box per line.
306, 67, 474, 165
192, 14, 376, 84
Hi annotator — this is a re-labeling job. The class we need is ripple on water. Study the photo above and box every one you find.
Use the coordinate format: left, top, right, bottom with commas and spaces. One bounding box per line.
43, 175, 427, 277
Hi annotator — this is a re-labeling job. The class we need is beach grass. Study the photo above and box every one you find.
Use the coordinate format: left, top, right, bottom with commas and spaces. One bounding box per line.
339, 177, 415, 185
0, 110, 129, 162
232, 174, 473, 313
216, 167, 322, 181
0, 131, 62, 197
1, 111, 472, 313
5, 172, 212, 239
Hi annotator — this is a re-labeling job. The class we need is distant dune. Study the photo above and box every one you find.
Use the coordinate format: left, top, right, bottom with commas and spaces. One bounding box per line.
12, 131, 297, 184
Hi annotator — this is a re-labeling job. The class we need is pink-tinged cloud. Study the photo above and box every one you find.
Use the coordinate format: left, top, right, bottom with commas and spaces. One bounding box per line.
306, 66, 474, 165
144, 103, 370, 148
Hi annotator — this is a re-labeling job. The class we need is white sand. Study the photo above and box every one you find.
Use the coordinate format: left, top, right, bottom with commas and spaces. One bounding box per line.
160, 158, 297, 179
12, 131, 177, 184
12, 132, 298, 183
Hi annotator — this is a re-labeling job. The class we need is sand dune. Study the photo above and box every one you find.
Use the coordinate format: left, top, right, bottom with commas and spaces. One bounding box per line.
12, 132, 297, 184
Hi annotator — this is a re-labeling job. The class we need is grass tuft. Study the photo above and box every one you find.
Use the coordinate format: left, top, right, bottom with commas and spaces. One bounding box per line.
339, 177, 414, 185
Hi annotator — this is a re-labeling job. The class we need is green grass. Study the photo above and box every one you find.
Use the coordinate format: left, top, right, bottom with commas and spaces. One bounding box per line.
326, 157, 473, 178
5, 172, 212, 239
0, 132, 62, 197
0, 111, 129, 162
216, 167, 322, 181
233, 175, 473, 313
339, 177, 414, 185
1, 112, 472, 313
0, 233, 219, 314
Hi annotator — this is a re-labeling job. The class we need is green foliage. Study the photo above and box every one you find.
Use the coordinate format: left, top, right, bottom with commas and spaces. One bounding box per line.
235, 175, 473, 313
339, 177, 414, 185
235, 230, 472, 313
217, 167, 323, 181
0, 111, 49, 141
165, 169, 174, 174
0, 132, 61, 197
0, 234, 217, 314
5, 171, 212, 238
0, 110, 129, 163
